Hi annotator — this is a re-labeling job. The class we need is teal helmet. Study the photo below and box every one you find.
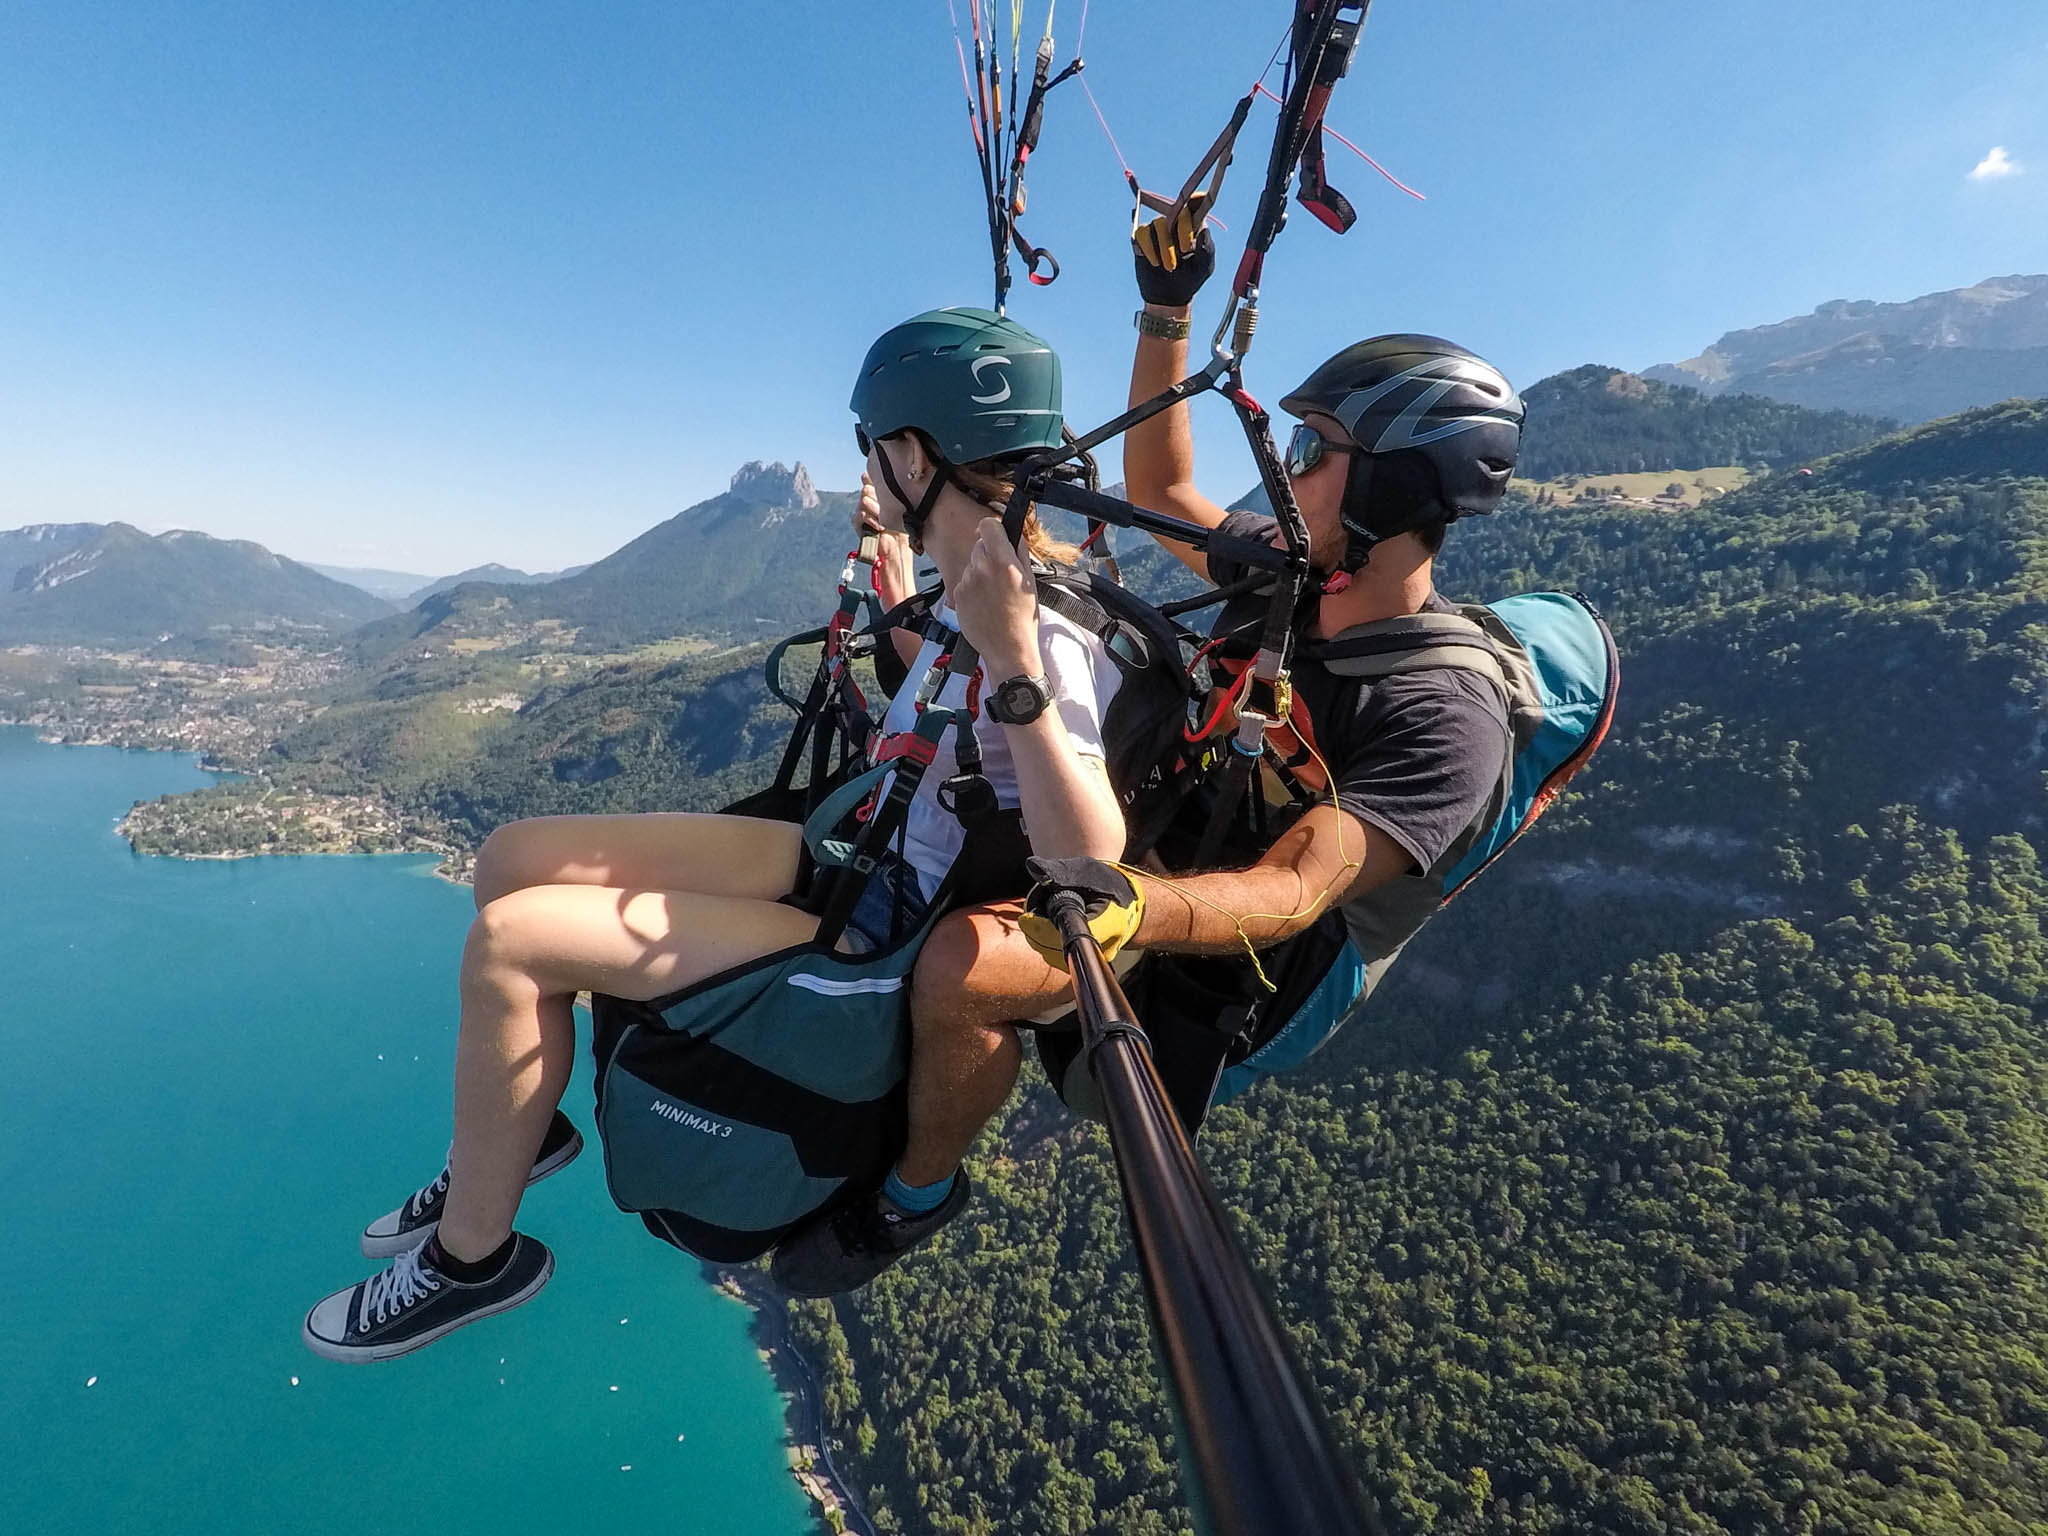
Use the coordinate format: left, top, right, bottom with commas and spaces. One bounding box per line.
850, 307, 1065, 466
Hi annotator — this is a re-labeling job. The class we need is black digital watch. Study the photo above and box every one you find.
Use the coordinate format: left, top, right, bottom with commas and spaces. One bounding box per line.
984, 672, 1055, 726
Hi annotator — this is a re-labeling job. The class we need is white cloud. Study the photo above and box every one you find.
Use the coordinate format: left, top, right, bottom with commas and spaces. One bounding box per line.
1968, 145, 2021, 181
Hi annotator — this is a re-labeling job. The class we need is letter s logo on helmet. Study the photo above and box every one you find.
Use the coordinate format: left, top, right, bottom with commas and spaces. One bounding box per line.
968, 355, 1014, 405
850, 309, 1065, 464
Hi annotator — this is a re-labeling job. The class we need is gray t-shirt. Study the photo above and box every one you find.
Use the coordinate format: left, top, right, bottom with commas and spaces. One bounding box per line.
1208, 511, 1512, 994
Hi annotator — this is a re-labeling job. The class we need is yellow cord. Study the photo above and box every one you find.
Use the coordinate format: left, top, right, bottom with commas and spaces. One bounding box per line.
1107, 691, 1360, 993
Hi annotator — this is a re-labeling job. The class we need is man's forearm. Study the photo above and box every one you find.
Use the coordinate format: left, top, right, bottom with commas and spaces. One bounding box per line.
1132, 860, 1330, 954
1125, 304, 1215, 573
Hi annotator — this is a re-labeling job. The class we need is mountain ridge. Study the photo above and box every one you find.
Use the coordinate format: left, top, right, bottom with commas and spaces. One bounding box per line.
0, 522, 395, 648
1646, 274, 2048, 423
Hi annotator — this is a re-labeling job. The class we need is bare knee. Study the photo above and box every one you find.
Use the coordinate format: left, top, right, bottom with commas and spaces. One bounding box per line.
911, 908, 1016, 1035
460, 893, 548, 995
472, 821, 543, 909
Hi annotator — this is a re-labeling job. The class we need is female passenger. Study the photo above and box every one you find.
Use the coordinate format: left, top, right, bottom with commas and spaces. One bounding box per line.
303, 308, 1125, 1361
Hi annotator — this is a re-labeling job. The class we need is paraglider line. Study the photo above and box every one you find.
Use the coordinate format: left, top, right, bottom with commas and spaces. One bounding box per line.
1079, 74, 1134, 180
1251, 81, 1424, 200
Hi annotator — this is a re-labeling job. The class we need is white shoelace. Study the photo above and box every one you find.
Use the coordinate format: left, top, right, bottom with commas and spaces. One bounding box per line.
408, 1167, 450, 1221
358, 1244, 442, 1329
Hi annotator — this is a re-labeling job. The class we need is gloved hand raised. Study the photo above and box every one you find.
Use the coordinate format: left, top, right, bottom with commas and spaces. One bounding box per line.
1132, 191, 1216, 309
1020, 856, 1145, 966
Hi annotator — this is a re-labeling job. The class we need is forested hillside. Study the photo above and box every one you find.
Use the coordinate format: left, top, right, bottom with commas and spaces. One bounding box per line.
266, 637, 795, 836
786, 398, 2048, 1534
1515, 366, 1890, 480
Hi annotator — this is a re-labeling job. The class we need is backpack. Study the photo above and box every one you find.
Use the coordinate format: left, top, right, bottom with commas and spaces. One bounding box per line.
1305, 590, 1618, 901
1033, 566, 1210, 858
1037, 590, 1619, 1133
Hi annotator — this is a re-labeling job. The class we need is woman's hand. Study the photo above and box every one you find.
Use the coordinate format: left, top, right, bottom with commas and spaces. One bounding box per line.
858, 472, 918, 607
854, 472, 895, 539
950, 520, 1040, 679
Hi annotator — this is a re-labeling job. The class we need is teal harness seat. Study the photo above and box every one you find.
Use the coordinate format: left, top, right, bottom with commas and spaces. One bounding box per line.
590, 876, 945, 1263
585, 562, 990, 1264
585, 560, 1185, 1263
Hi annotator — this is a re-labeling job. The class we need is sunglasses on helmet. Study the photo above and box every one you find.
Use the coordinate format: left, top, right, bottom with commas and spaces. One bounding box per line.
1285, 422, 1366, 479
854, 424, 875, 457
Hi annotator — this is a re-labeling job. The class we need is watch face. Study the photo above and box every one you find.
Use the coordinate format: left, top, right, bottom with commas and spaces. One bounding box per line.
992, 675, 1051, 723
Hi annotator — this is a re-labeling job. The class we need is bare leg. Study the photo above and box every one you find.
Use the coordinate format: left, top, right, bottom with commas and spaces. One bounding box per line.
470, 812, 805, 910
896, 904, 1077, 1188
437, 920, 579, 1261
435, 882, 821, 1261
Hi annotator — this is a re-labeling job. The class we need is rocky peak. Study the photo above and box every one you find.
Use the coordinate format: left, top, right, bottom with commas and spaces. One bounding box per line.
727, 460, 819, 510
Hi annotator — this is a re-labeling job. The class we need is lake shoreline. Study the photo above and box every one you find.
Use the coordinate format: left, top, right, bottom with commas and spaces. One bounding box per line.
48, 730, 844, 1524
706, 1263, 875, 1536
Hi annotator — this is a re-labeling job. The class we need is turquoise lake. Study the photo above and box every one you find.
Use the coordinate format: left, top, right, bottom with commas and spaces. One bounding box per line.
0, 726, 816, 1536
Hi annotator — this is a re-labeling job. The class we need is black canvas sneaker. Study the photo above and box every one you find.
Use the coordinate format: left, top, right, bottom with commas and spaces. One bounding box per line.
302, 1234, 553, 1363
770, 1171, 972, 1297
361, 1110, 582, 1258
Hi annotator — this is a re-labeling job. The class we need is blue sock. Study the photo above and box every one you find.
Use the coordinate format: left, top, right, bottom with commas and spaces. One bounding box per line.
883, 1167, 955, 1215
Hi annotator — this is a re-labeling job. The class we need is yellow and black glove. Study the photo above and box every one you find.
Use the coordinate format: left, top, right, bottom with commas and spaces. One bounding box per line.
1020, 856, 1145, 967
1132, 191, 1216, 309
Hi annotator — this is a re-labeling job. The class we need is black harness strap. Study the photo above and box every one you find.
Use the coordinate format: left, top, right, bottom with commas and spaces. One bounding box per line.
809, 629, 984, 948
768, 538, 878, 811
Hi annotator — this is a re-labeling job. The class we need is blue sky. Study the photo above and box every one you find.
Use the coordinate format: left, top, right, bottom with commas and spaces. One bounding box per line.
1, 1, 2043, 575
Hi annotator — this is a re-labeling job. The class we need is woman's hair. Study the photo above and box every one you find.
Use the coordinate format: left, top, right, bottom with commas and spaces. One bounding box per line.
904, 428, 1082, 566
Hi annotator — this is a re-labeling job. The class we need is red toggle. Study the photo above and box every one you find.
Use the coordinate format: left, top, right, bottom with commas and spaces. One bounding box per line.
872, 733, 940, 768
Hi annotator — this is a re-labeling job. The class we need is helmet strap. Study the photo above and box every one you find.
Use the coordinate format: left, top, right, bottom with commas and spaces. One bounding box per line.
873, 443, 953, 552
1334, 450, 1378, 573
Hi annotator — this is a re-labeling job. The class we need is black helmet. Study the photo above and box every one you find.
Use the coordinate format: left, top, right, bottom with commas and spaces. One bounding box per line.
1281, 334, 1523, 564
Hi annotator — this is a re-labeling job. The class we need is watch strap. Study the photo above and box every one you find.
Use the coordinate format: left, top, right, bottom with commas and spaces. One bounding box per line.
1134, 309, 1193, 342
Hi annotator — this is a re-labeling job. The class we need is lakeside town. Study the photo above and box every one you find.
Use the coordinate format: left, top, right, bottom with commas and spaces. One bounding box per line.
7, 642, 474, 875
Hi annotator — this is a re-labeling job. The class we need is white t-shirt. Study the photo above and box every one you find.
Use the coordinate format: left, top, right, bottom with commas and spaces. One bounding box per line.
876, 599, 1121, 899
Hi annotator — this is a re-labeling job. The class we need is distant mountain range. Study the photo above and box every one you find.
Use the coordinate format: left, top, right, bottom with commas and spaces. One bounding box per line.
302, 563, 437, 601
1646, 274, 2048, 424
347, 460, 855, 659
296, 560, 594, 605
0, 523, 393, 649
396, 562, 590, 606
11, 334, 2044, 659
